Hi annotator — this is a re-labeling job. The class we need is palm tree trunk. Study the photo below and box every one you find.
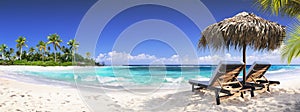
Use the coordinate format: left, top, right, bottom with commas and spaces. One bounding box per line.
42, 50, 44, 61
73, 48, 75, 61
242, 44, 246, 85
20, 48, 22, 60
54, 50, 56, 62
66, 55, 68, 61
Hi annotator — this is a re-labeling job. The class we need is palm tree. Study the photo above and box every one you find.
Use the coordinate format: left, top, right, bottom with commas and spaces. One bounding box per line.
29, 47, 35, 55
46, 46, 51, 60
0, 44, 8, 60
37, 41, 47, 61
47, 34, 62, 62
28, 47, 35, 61
86, 52, 91, 59
256, 0, 300, 64
67, 39, 79, 57
16, 36, 28, 60
61, 46, 71, 62
5, 48, 15, 61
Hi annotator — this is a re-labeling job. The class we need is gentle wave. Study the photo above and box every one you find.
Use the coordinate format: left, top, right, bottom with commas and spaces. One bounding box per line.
164, 77, 184, 83
266, 68, 293, 74
1, 65, 299, 88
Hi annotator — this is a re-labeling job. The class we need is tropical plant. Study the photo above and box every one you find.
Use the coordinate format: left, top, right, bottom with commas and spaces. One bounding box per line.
37, 41, 47, 61
86, 52, 91, 59
4, 48, 15, 61
281, 25, 300, 64
61, 46, 71, 62
67, 39, 79, 57
27, 47, 36, 61
29, 47, 35, 55
21, 51, 27, 61
46, 46, 51, 61
256, 0, 300, 18
256, 0, 300, 64
0, 44, 8, 60
16, 51, 20, 60
16, 36, 28, 60
47, 34, 62, 62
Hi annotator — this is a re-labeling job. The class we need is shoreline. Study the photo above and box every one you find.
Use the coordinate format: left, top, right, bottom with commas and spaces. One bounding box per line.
0, 66, 300, 111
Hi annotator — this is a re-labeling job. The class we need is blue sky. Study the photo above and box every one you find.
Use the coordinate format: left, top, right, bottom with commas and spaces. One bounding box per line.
0, 0, 298, 64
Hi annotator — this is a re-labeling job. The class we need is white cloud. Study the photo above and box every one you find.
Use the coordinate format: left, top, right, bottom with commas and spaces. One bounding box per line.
96, 51, 158, 65
224, 49, 300, 64
96, 50, 300, 65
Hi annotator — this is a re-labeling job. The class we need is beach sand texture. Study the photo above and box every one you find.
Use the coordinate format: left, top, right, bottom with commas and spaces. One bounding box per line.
0, 66, 300, 112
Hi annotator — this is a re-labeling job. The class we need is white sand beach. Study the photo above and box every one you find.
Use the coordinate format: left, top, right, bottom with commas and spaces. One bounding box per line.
0, 66, 300, 112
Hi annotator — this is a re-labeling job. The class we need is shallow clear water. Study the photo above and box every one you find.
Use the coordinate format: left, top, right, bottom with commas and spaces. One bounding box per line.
10, 65, 300, 87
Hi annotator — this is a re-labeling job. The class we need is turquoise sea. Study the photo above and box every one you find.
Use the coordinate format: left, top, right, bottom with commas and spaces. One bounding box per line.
3, 65, 300, 87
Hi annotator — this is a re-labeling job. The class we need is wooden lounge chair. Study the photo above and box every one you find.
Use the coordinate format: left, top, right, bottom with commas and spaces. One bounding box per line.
244, 62, 280, 92
189, 61, 254, 105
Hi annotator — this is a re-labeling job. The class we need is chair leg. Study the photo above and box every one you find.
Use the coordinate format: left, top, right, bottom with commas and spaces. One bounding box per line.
250, 88, 255, 97
240, 92, 244, 98
215, 90, 220, 105
267, 85, 270, 92
192, 85, 195, 92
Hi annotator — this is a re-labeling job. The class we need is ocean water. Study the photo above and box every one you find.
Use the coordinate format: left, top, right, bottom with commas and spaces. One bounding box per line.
4, 65, 300, 87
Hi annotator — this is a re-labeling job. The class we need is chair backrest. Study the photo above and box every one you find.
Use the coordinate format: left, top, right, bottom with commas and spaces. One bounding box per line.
208, 61, 244, 86
246, 61, 271, 82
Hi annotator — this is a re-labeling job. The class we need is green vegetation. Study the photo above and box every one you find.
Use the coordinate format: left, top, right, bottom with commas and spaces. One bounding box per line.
0, 33, 97, 66
256, 0, 300, 18
281, 25, 300, 64
256, 0, 300, 64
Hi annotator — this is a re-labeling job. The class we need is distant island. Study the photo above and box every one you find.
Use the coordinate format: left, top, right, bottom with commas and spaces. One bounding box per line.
0, 33, 104, 66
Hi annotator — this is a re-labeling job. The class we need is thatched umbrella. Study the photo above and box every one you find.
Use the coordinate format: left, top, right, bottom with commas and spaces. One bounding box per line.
198, 12, 286, 84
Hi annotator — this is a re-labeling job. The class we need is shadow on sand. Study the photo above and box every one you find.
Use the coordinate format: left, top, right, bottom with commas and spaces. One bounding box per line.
141, 88, 300, 112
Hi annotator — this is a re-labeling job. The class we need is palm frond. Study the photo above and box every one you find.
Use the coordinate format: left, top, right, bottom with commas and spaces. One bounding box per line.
281, 24, 300, 64
256, 0, 300, 17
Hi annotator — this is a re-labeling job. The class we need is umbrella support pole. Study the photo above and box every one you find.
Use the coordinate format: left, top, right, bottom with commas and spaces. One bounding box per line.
243, 44, 246, 85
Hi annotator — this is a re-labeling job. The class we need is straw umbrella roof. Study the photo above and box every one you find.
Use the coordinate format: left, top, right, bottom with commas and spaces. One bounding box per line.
198, 12, 286, 51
